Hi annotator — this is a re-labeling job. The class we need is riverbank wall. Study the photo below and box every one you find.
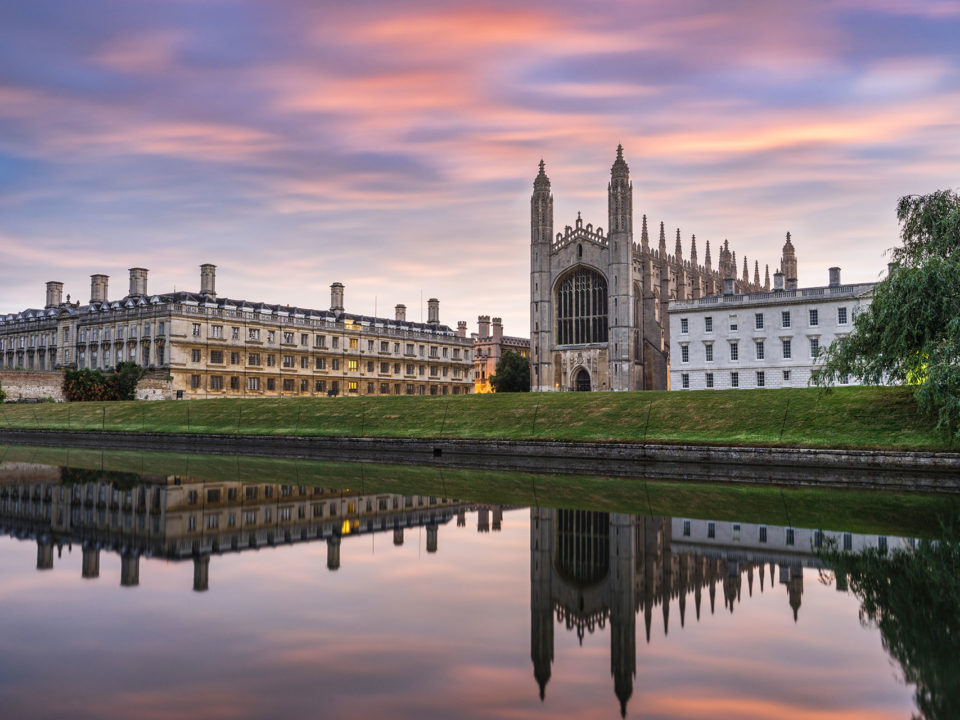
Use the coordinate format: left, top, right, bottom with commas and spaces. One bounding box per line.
0, 429, 957, 493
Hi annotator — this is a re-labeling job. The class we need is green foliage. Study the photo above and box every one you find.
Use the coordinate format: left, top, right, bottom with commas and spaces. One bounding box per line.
0, 381, 6, 403
823, 520, 960, 720
114, 361, 147, 401
63, 368, 120, 402
813, 190, 960, 439
490, 350, 530, 392
62, 363, 147, 402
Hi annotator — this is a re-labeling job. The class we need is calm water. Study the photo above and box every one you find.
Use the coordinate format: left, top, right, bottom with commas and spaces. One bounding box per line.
0, 456, 955, 719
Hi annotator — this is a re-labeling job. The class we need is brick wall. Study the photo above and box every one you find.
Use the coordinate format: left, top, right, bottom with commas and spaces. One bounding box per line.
0, 371, 64, 402
0, 370, 173, 402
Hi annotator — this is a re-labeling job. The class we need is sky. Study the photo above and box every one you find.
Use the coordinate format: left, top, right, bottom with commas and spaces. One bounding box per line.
1, 0, 959, 336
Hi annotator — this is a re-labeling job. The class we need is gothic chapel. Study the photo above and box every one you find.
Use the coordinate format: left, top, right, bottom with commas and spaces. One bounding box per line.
530, 146, 781, 391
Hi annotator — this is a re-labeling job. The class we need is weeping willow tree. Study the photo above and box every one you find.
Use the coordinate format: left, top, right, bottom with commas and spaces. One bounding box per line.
813, 190, 960, 439
823, 521, 960, 720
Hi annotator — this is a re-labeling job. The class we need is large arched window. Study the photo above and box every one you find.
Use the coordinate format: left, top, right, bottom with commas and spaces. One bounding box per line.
556, 267, 608, 345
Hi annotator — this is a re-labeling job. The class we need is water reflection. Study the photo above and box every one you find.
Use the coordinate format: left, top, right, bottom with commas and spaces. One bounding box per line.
0, 462, 503, 591
0, 460, 945, 719
530, 509, 920, 717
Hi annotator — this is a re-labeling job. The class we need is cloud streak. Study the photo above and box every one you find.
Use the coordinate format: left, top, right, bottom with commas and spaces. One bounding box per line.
0, 1, 958, 334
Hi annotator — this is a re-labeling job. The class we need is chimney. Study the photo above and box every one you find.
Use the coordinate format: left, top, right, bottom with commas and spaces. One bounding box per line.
828, 267, 841, 287
330, 282, 344, 313
200, 264, 216, 297
723, 278, 735, 296
478, 315, 491, 337
492, 317, 503, 342
427, 298, 439, 325
128, 268, 148, 297
45, 281, 63, 309
457, 321, 467, 338
395, 304, 407, 322
773, 270, 784, 291
89, 274, 109, 304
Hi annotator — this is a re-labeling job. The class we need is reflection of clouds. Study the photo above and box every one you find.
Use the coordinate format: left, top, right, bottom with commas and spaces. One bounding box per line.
1, 2, 959, 335
0, 507, 915, 720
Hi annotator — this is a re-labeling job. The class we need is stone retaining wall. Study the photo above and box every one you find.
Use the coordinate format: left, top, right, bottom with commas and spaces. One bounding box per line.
0, 429, 957, 493
0, 371, 64, 402
0, 370, 173, 402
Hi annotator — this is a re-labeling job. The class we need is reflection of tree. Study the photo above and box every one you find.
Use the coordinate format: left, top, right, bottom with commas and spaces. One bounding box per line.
824, 526, 960, 720
59, 467, 142, 491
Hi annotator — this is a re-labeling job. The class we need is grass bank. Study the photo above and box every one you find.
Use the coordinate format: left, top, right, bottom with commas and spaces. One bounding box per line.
0, 386, 951, 451
1, 444, 955, 537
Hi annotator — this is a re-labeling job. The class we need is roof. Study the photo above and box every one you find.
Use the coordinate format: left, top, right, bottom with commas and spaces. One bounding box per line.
1, 290, 459, 337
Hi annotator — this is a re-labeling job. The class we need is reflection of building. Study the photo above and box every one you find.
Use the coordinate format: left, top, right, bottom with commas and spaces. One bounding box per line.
472, 315, 530, 393
530, 148, 770, 392
0, 266, 473, 397
0, 467, 474, 591
531, 509, 917, 717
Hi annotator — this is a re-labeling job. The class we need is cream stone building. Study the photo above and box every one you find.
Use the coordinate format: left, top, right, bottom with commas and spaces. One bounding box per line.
530, 147, 773, 392
471, 315, 530, 393
0, 265, 474, 397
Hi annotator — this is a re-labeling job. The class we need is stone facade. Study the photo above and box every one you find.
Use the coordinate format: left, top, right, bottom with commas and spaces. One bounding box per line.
530, 147, 770, 392
668, 266, 876, 391
471, 315, 530, 393
0, 267, 474, 398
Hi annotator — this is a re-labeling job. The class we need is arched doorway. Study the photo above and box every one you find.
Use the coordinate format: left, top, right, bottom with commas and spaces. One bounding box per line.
575, 368, 591, 392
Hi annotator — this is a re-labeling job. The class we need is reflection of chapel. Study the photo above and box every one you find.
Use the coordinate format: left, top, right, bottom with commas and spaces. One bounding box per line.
530, 510, 803, 717
530, 147, 780, 391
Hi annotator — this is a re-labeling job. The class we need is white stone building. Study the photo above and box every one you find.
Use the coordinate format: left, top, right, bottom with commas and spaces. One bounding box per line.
668, 262, 876, 391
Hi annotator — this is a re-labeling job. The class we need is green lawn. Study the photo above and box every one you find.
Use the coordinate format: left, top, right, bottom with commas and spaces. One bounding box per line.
1, 443, 954, 537
0, 385, 952, 450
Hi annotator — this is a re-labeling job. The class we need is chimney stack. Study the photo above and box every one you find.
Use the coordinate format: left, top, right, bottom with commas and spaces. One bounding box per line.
773, 270, 784, 291
90, 274, 109, 303
330, 282, 344, 313
723, 278, 735, 296
478, 315, 491, 337
492, 317, 503, 342
395, 304, 406, 322
200, 264, 217, 297
45, 281, 63, 309
828, 267, 841, 287
128, 268, 148, 297
457, 321, 467, 338
427, 298, 439, 325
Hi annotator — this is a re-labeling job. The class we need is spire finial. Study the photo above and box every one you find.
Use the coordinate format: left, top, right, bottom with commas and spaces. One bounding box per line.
658, 221, 666, 250
641, 214, 649, 248
690, 234, 698, 262
538, 158, 544, 173
616, 143, 623, 161
675, 228, 682, 256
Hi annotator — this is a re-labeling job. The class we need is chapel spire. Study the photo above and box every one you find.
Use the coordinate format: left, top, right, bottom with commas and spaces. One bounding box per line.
674, 228, 683, 259
690, 234, 698, 265
608, 145, 632, 234
641, 214, 649, 249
